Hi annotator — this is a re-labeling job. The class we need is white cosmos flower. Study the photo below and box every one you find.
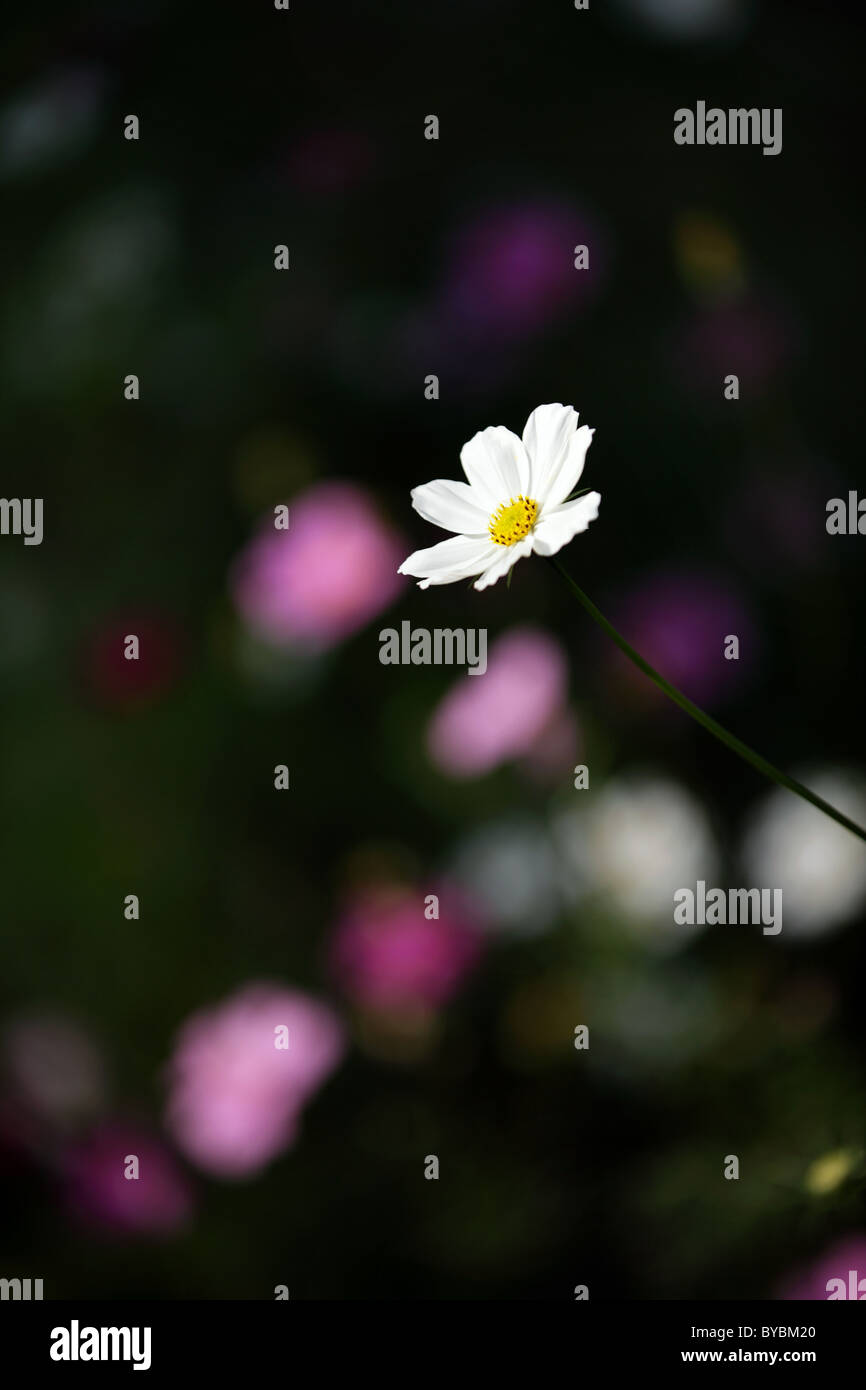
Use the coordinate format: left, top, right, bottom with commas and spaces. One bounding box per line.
398, 403, 601, 591
741, 767, 866, 938
554, 772, 719, 948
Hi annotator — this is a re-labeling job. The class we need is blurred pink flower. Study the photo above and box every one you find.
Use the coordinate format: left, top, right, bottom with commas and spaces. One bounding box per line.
518, 705, 580, 784
777, 1234, 866, 1300
427, 626, 569, 777
231, 482, 405, 648
330, 881, 484, 1011
64, 1123, 192, 1235
165, 984, 345, 1179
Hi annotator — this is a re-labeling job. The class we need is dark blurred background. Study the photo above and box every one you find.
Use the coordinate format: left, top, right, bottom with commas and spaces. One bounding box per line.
1, 0, 865, 1300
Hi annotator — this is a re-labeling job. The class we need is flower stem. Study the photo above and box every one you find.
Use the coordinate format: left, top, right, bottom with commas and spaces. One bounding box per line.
551, 558, 866, 843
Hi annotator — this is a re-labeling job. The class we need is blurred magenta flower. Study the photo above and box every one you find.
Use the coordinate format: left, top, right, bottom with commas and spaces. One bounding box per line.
165, 984, 345, 1179
777, 1234, 866, 1300
606, 571, 756, 707
231, 482, 405, 648
428, 626, 569, 777
330, 881, 484, 1011
64, 1123, 192, 1236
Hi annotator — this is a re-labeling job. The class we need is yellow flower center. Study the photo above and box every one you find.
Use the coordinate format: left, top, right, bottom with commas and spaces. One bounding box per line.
488, 495, 538, 547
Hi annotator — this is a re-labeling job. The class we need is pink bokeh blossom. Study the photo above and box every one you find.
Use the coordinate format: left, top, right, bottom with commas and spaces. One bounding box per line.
231, 482, 405, 648
165, 984, 345, 1179
330, 882, 484, 1012
64, 1123, 192, 1235
427, 626, 569, 778
777, 1234, 866, 1300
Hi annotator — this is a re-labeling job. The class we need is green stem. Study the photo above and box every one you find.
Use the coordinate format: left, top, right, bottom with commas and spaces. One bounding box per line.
552, 558, 866, 844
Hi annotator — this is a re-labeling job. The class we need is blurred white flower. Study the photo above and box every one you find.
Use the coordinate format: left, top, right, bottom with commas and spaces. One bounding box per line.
555, 771, 718, 945
450, 817, 561, 936
4, 191, 175, 393
614, 0, 752, 43
0, 69, 104, 179
742, 768, 866, 938
3, 1013, 106, 1126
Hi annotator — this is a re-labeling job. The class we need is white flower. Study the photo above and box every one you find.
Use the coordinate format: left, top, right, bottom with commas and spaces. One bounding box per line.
449, 817, 562, 937
398, 403, 601, 591
741, 768, 866, 938
554, 772, 719, 947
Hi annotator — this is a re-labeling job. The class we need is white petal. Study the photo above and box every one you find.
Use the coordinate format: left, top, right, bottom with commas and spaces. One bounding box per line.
542, 425, 595, 508
531, 492, 601, 557
522, 403, 578, 504
410, 479, 490, 534
398, 533, 498, 588
460, 427, 530, 509
473, 536, 533, 591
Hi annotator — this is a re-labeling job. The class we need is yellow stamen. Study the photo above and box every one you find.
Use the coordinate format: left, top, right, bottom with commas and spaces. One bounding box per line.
488, 495, 538, 547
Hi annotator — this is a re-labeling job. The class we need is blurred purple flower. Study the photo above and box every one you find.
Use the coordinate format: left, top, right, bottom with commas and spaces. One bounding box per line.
165, 984, 345, 1179
398, 199, 604, 391
64, 1123, 192, 1236
428, 626, 570, 778
777, 1234, 866, 1300
441, 199, 601, 340
231, 482, 405, 649
606, 571, 757, 707
330, 881, 484, 1012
